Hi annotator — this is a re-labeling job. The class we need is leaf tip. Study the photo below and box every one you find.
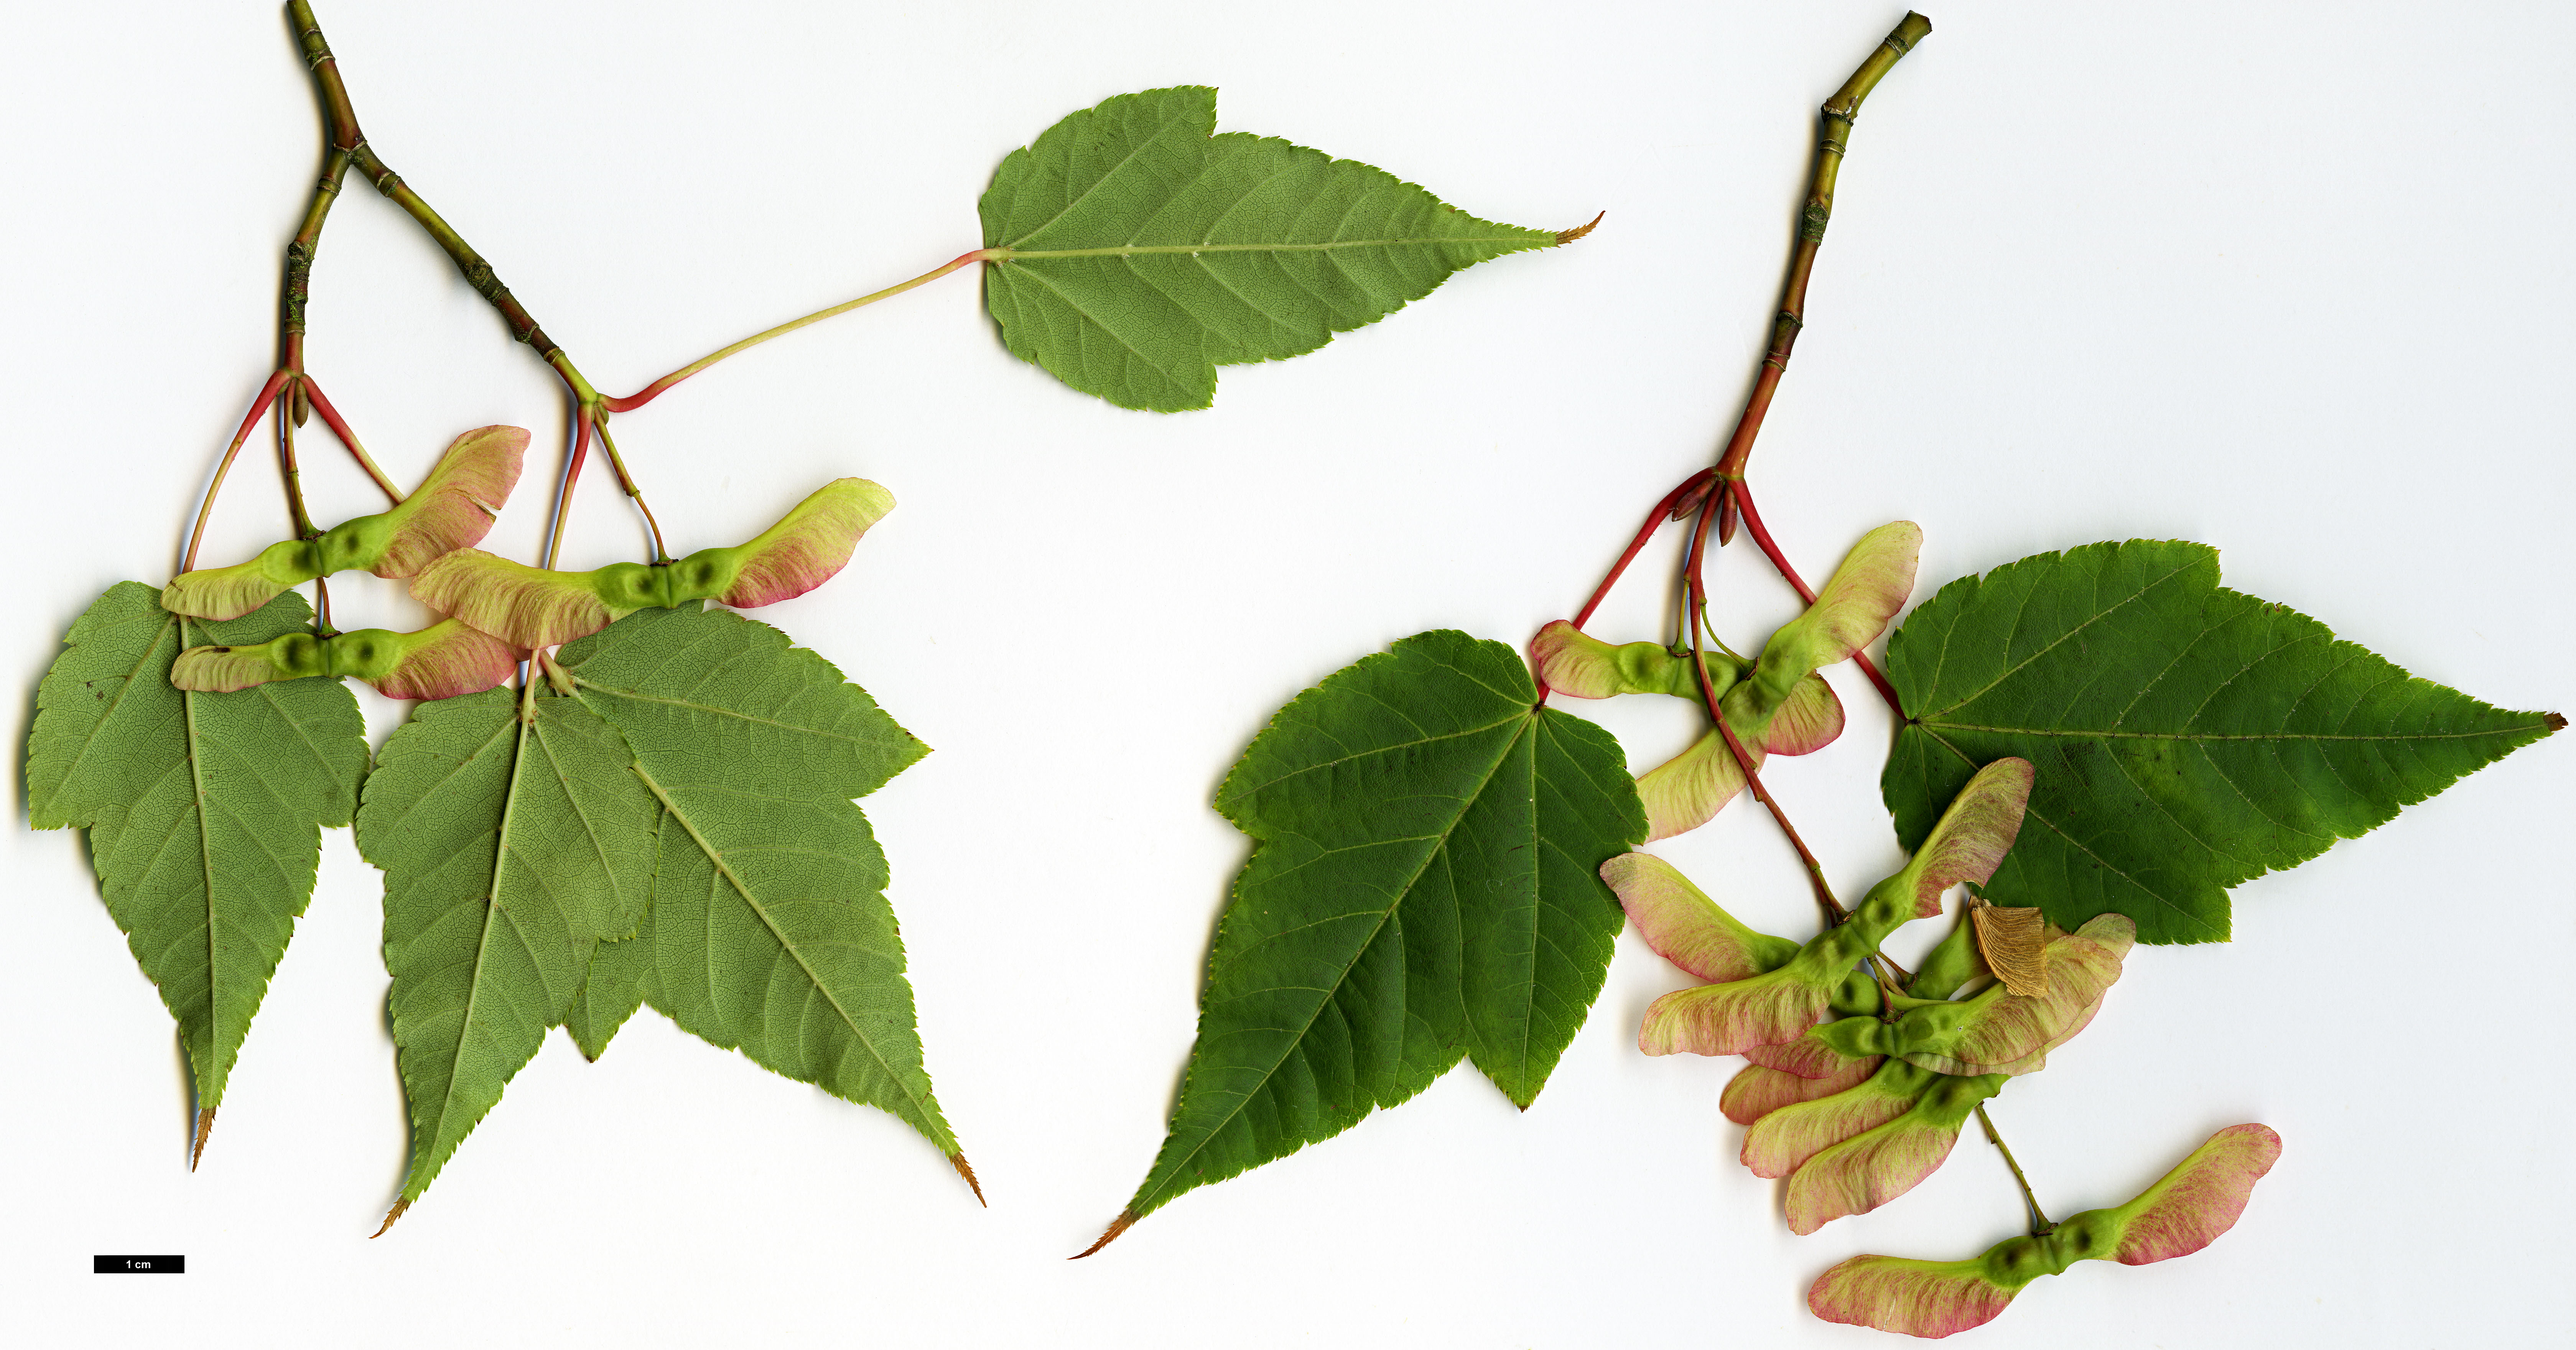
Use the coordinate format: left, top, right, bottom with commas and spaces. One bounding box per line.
950, 1152, 987, 1208
1555, 211, 1604, 245
2547, 712, 2567, 733
1072, 1210, 1138, 1259
369, 1198, 410, 1239
188, 1107, 215, 1171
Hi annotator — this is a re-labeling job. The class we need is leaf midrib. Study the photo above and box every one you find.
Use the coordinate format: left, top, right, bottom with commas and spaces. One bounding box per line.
574, 678, 904, 757
1918, 720, 2550, 743
422, 703, 538, 1177
1219, 711, 1529, 808
1142, 708, 1536, 1212
994, 237, 1527, 261
179, 615, 220, 1084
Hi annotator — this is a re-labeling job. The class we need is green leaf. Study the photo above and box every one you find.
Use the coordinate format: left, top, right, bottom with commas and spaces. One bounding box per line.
1094, 630, 1646, 1250
356, 685, 660, 1220
1882, 541, 2562, 944
553, 607, 971, 1186
564, 904, 655, 1062
25, 582, 366, 1152
980, 86, 1575, 412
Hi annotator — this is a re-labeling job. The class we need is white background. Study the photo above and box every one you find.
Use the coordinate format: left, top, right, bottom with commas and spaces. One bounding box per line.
3, 2, 2568, 1345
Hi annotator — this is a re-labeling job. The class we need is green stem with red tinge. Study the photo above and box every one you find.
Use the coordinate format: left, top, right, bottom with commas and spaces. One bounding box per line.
1727, 480, 1904, 714
1710, 11, 1929, 544
1681, 496, 1849, 927
289, 0, 661, 570
602, 252, 991, 413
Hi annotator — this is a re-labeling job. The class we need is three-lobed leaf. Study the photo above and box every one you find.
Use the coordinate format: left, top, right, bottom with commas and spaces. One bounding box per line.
550, 607, 972, 1190
1094, 630, 1646, 1251
981, 86, 1577, 412
1882, 541, 2561, 944
357, 685, 661, 1222
26, 583, 367, 1151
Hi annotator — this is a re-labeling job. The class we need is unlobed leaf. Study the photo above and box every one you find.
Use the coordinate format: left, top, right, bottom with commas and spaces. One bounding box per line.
26, 583, 366, 1149
980, 86, 1577, 412
1883, 540, 2562, 943
1094, 630, 1644, 1250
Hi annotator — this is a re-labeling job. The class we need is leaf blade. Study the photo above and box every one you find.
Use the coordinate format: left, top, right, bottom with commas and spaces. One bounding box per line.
26, 583, 365, 1125
558, 607, 959, 1161
1110, 630, 1645, 1237
357, 687, 660, 1211
1883, 541, 2560, 943
980, 86, 1565, 411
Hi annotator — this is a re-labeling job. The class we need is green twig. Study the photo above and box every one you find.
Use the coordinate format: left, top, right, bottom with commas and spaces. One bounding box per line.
1976, 1103, 2054, 1237
289, 0, 665, 566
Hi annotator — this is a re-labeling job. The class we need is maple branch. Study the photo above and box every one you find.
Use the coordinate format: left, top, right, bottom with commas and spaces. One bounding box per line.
1711, 11, 1931, 543
176, 115, 387, 573
350, 142, 584, 388
1726, 480, 1904, 714
291, 2, 667, 566
276, 147, 348, 428
276, 381, 314, 541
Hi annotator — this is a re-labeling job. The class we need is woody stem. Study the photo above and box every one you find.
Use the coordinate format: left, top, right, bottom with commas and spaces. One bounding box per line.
1710, 12, 1931, 543
291, 2, 660, 564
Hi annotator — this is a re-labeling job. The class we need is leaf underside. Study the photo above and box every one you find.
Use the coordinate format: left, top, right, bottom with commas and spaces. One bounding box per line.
1883, 541, 2560, 944
980, 85, 1564, 412
26, 583, 365, 1118
1118, 630, 1646, 1232
358, 687, 660, 1206
554, 607, 959, 1159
